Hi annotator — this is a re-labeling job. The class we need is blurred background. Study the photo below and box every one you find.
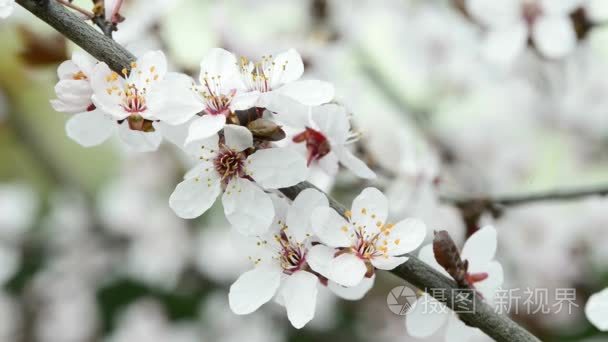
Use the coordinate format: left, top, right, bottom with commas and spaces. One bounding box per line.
1, 0, 608, 341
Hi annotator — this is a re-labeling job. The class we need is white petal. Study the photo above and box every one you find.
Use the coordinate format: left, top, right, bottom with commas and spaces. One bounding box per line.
262, 94, 310, 128
384, 218, 427, 256
229, 264, 282, 315
445, 314, 479, 342
532, 15, 577, 59
306, 244, 336, 279
154, 120, 191, 148
231, 91, 260, 111
199, 48, 242, 91
286, 188, 329, 243
310, 104, 350, 144
183, 159, 215, 180
90, 62, 128, 119
129, 50, 168, 91
280, 271, 318, 329
466, 0, 521, 28
350, 187, 388, 236
169, 173, 221, 219
418, 244, 451, 277
328, 274, 375, 301
65, 110, 115, 148
474, 261, 504, 302
481, 24, 527, 67
185, 114, 226, 144
50, 99, 87, 114
229, 227, 278, 266
311, 207, 352, 248
406, 294, 449, 338
148, 73, 204, 125
276, 80, 335, 106
223, 124, 253, 152
117, 124, 162, 152
316, 151, 339, 176
328, 253, 367, 287
57, 59, 79, 79
71, 51, 97, 75
371, 256, 409, 270
247, 147, 308, 189
585, 288, 608, 331
334, 147, 376, 179
461, 225, 497, 265
540, 0, 583, 15
53, 79, 92, 113
270, 49, 304, 87
222, 178, 274, 236
183, 133, 220, 159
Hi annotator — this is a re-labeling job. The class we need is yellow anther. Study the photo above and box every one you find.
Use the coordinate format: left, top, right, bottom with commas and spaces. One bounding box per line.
72, 71, 87, 80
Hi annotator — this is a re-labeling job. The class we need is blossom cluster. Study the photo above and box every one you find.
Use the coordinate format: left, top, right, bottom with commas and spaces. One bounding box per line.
49, 47, 430, 328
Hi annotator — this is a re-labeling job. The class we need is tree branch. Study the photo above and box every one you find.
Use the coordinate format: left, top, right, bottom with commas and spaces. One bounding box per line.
15, 0, 540, 340
17, 0, 133, 72
441, 184, 608, 234
280, 182, 539, 342
442, 184, 608, 208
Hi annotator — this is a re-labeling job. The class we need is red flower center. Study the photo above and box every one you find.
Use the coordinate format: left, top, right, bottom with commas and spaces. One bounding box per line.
292, 127, 331, 166
214, 148, 246, 183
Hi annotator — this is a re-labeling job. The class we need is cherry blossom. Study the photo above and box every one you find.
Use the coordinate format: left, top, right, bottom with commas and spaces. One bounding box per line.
54, 50, 203, 151
236, 48, 335, 112
405, 226, 503, 341
466, 0, 583, 65
284, 103, 376, 179
228, 189, 329, 328
585, 287, 608, 331
169, 125, 308, 235
307, 187, 426, 287
51, 51, 97, 114
0, 0, 13, 19
182, 48, 260, 143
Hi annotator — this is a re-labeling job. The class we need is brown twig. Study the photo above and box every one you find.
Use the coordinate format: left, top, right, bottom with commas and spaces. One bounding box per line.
441, 184, 608, 235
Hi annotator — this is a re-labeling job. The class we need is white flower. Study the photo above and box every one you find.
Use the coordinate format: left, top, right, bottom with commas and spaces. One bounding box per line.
169, 124, 308, 235
76, 50, 203, 151
228, 190, 329, 328
184, 48, 335, 144
183, 48, 260, 143
467, 0, 583, 65
236, 48, 335, 111
50, 51, 97, 114
405, 226, 504, 341
0, 0, 14, 19
585, 287, 608, 331
284, 103, 376, 179
308, 187, 426, 287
